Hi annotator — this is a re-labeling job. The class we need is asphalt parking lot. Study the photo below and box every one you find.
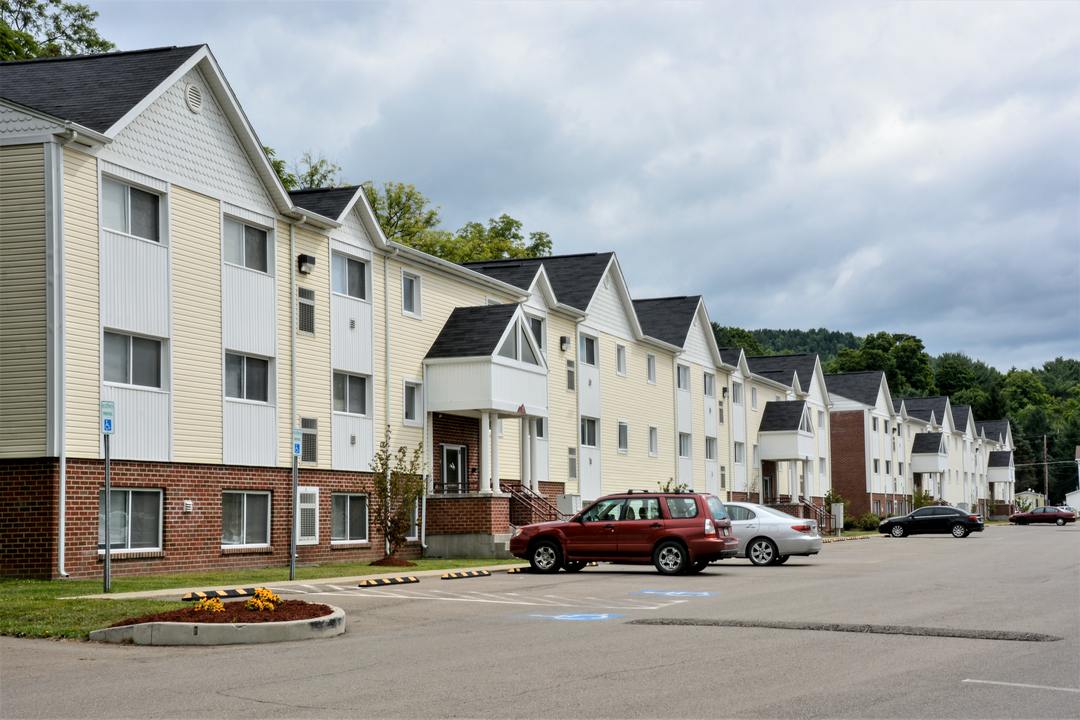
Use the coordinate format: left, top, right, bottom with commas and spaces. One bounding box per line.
2, 524, 1078, 719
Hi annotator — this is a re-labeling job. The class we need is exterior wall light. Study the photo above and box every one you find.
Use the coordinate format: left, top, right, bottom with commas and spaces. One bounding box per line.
297, 254, 316, 274
560, 336, 571, 351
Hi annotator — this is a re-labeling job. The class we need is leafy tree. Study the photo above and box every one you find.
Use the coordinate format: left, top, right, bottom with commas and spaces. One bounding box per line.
290, 151, 348, 190
750, 328, 861, 364
1, 0, 115, 60
711, 323, 765, 356
826, 331, 937, 396
362, 182, 442, 246
935, 358, 979, 398
1033, 357, 1080, 400
1003, 370, 1052, 413
263, 146, 297, 191
912, 487, 935, 509
369, 430, 425, 561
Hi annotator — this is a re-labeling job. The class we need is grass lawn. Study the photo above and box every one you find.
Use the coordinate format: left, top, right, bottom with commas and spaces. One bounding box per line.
0, 557, 523, 640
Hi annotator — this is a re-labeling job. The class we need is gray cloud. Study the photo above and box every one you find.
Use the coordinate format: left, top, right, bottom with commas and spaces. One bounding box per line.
97, 0, 1079, 371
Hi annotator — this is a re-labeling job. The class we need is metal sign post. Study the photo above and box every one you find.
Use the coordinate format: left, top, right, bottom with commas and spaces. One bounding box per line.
100, 401, 115, 593
291, 429, 302, 581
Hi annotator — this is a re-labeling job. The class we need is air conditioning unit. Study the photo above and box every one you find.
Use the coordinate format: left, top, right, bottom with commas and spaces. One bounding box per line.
557, 494, 582, 517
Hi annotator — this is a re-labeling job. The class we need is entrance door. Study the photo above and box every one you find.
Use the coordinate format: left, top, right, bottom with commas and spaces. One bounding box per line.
762, 475, 773, 502
441, 444, 466, 493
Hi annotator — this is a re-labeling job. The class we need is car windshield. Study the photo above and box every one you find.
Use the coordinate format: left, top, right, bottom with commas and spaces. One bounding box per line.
706, 496, 728, 520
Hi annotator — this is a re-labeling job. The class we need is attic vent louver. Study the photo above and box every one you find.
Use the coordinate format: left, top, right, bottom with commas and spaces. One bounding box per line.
184, 83, 203, 114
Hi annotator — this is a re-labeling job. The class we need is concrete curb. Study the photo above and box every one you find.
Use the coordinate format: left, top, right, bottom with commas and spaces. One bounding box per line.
88, 605, 345, 646
820, 534, 883, 544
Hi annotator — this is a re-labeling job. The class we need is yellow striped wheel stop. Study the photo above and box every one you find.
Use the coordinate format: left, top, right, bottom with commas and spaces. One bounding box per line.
507, 567, 530, 573
441, 570, 492, 580
358, 576, 420, 587
181, 588, 259, 601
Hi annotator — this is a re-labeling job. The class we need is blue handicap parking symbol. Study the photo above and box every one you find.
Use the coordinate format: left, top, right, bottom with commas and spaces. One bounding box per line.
510, 613, 627, 621
629, 590, 719, 597
103, 419, 113, 432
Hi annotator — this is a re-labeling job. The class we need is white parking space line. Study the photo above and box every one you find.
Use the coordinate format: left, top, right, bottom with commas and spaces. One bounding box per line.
962, 679, 1080, 693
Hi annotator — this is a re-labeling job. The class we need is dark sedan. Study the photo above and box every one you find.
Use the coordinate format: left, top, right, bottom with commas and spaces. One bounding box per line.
879, 506, 984, 538
1009, 506, 1076, 526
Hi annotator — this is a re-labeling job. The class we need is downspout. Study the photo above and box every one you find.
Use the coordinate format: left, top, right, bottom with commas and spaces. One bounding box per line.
384, 248, 398, 554
55, 131, 77, 577
672, 356, 679, 486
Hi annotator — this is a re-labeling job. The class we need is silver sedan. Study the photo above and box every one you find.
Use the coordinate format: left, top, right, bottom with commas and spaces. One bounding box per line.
724, 502, 823, 566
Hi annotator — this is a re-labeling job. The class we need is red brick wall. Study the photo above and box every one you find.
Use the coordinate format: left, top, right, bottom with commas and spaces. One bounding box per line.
538, 481, 565, 504
425, 495, 510, 535
1, 457, 422, 580
0, 459, 58, 579
830, 410, 871, 517
431, 414, 481, 493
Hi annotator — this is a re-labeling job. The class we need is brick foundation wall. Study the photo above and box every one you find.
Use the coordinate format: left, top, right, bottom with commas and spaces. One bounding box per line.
425, 495, 510, 535
432, 414, 481, 493
1, 457, 423, 580
0, 458, 58, 579
538, 481, 565, 504
830, 410, 872, 516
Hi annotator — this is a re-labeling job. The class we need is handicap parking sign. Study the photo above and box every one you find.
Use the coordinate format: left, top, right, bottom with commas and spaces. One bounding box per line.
100, 401, 115, 435
292, 429, 302, 457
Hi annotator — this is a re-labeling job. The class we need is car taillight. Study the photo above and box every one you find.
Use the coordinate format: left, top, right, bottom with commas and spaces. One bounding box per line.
704, 518, 717, 537
791, 525, 811, 533
969, 515, 979, 521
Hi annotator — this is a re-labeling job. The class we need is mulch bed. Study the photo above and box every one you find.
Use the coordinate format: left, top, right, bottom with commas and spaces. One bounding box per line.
109, 599, 333, 628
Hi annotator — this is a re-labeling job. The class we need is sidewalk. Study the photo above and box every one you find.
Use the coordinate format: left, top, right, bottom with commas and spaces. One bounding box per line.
68, 562, 528, 601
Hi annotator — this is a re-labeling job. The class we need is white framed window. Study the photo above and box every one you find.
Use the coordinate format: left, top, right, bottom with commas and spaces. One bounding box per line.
705, 437, 717, 461
406, 503, 419, 541
534, 418, 545, 438
677, 365, 690, 390
679, 433, 692, 459
899, 461, 904, 478
332, 493, 368, 543
799, 410, 814, 433
496, 320, 540, 366
648, 426, 658, 457
297, 287, 316, 335
873, 417, 879, 432
579, 334, 597, 366
885, 460, 892, 475
646, 353, 656, 384
104, 331, 162, 389
885, 420, 890, 434
102, 177, 160, 242
568, 447, 577, 479
704, 372, 716, 398
300, 417, 318, 464
527, 315, 545, 352
753, 443, 760, 468
616, 344, 627, 376
401, 270, 422, 318
221, 490, 270, 547
818, 410, 825, 429
224, 217, 269, 273
333, 372, 369, 415
720, 465, 727, 489
566, 359, 576, 391
98, 488, 161, 551
332, 252, 368, 300
734, 442, 745, 465
225, 352, 269, 402
732, 382, 743, 405
819, 457, 826, 477
403, 380, 422, 427
617, 421, 629, 453
297, 486, 319, 545
751, 386, 758, 410
718, 399, 725, 423
580, 417, 598, 447
874, 458, 880, 474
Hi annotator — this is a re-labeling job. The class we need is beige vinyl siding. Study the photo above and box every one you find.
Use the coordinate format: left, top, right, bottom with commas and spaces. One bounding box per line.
547, 313, 579, 493
62, 148, 100, 457
171, 186, 222, 463
598, 333, 675, 495
690, 361, 706, 486
284, 224, 331, 467
0, 144, 48, 457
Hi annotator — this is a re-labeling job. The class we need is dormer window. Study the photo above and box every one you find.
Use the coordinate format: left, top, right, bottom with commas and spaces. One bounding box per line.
497, 319, 540, 366
799, 407, 814, 434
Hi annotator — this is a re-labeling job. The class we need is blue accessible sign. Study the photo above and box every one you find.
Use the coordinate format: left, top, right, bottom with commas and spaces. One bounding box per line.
511, 613, 628, 621
629, 591, 720, 597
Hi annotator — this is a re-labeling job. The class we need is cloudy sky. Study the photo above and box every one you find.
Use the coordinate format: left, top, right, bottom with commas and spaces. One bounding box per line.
95, 1, 1079, 371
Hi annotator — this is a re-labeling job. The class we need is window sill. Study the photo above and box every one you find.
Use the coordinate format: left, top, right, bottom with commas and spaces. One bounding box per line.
331, 291, 371, 304
331, 541, 371, 549
401, 311, 423, 321
224, 397, 276, 408
221, 545, 273, 555
103, 381, 168, 394
223, 260, 273, 278
97, 549, 164, 559
402, 420, 423, 428
103, 227, 164, 246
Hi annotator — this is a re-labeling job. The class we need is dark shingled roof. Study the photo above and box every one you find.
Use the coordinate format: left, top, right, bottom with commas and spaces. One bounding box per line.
289, 187, 362, 221
897, 396, 949, 424
717, 347, 744, 367
911, 433, 945, 454
987, 450, 1012, 468
425, 304, 518, 359
747, 354, 818, 389
632, 296, 700, 347
893, 398, 903, 413
0, 46, 202, 133
758, 400, 807, 432
824, 371, 884, 407
951, 405, 973, 430
463, 252, 614, 311
976, 420, 1009, 443
756, 369, 796, 387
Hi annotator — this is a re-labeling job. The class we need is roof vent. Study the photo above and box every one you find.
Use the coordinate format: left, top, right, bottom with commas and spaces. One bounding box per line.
184, 83, 203, 114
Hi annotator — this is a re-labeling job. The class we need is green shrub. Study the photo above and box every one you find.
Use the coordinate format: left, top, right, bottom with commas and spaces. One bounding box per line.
855, 512, 881, 531
843, 518, 855, 531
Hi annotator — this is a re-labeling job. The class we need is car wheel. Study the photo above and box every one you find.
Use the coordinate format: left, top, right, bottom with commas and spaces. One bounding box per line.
529, 539, 562, 573
774, 555, 789, 565
563, 560, 586, 572
950, 523, 968, 538
1056, 518, 1065, 526
1018, 519, 1027, 525
653, 540, 688, 575
890, 525, 906, 538
748, 538, 778, 566
686, 559, 710, 574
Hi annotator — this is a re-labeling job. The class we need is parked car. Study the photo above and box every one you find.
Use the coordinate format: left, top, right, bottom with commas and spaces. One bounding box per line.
509, 491, 739, 575
722, 502, 823, 566
1009, 506, 1076, 526
879, 506, 984, 538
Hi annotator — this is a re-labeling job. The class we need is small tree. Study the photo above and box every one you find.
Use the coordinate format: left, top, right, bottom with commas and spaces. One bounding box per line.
657, 477, 688, 492
369, 429, 425, 561
912, 487, 935, 509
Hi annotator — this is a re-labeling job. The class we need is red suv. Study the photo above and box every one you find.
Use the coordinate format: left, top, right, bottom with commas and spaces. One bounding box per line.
509, 491, 738, 575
